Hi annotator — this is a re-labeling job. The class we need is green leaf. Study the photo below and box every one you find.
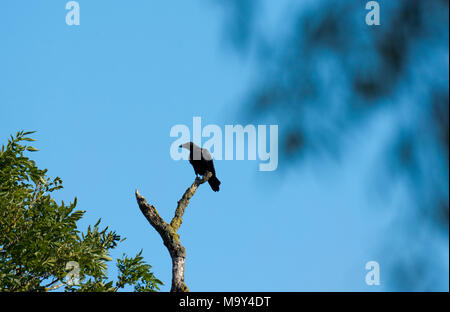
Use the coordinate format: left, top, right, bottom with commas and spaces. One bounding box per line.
100, 255, 113, 261
26, 146, 39, 152
0, 131, 161, 292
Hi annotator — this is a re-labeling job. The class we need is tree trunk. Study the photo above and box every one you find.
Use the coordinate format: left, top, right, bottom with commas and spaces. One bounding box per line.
135, 172, 212, 292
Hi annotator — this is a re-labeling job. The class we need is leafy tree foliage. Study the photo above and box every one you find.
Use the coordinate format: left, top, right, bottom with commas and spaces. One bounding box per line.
0, 131, 162, 292
216, 0, 448, 291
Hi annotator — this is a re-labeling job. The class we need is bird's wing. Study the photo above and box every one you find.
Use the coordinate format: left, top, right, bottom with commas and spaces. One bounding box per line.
201, 148, 213, 161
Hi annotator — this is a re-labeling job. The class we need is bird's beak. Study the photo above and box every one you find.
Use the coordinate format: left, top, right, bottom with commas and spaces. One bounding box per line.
179, 144, 182, 148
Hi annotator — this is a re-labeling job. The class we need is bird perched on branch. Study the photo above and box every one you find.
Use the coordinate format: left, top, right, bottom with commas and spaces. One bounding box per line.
179, 142, 221, 192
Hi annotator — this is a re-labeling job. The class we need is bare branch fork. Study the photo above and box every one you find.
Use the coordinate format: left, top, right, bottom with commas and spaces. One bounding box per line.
135, 171, 212, 292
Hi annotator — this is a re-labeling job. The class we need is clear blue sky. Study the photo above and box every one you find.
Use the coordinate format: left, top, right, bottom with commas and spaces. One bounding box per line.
0, 0, 447, 291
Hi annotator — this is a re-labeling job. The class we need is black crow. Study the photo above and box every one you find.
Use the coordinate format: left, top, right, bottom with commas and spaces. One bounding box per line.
179, 142, 221, 192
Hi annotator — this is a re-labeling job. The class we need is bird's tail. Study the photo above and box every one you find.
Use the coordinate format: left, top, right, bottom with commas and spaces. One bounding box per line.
208, 175, 221, 192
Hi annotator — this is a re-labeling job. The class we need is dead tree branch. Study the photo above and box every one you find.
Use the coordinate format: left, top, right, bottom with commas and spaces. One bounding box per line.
135, 171, 212, 292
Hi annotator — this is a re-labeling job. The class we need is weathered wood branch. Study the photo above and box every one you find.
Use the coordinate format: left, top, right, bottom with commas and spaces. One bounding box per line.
135, 171, 212, 292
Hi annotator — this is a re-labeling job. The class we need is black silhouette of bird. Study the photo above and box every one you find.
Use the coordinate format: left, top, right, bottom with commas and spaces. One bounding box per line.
179, 142, 221, 192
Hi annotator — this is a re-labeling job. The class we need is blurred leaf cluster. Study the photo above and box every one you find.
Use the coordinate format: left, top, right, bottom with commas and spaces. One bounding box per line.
215, 0, 448, 290
0, 131, 162, 292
